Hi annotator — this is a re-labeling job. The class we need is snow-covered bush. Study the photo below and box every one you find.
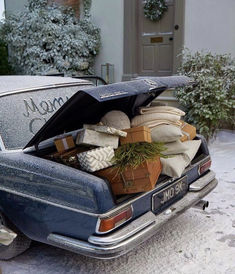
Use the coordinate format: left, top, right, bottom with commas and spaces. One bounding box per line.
0, 0, 100, 75
175, 50, 235, 139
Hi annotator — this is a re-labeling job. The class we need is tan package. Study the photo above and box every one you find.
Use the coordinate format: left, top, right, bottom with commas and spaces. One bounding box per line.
180, 121, 197, 142
54, 135, 75, 153
120, 126, 152, 144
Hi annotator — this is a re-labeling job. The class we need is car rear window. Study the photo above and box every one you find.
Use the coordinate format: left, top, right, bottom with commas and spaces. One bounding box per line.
0, 85, 87, 149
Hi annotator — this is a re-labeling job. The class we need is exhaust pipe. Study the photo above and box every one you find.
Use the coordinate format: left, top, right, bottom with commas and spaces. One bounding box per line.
193, 200, 209, 210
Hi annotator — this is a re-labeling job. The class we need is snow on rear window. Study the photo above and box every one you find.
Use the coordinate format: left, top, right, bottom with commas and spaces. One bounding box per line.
0, 86, 80, 149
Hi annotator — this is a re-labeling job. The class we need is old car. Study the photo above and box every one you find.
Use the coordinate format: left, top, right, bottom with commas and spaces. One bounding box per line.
0, 75, 217, 260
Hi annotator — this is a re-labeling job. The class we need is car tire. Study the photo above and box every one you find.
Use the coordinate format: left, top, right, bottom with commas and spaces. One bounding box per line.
0, 212, 31, 260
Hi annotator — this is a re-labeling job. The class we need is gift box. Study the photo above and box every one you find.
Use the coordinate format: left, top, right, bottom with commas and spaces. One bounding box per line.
180, 121, 196, 142
96, 157, 162, 195
77, 146, 115, 172
76, 129, 119, 148
83, 124, 127, 137
54, 135, 75, 153
120, 126, 152, 145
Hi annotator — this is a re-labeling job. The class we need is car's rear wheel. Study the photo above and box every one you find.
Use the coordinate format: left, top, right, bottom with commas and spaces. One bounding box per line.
0, 212, 31, 260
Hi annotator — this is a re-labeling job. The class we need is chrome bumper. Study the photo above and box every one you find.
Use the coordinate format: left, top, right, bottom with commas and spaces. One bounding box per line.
47, 171, 218, 259
0, 225, 17, 246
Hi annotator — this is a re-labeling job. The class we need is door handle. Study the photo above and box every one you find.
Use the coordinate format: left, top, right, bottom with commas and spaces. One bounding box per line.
174, 25, 179, 30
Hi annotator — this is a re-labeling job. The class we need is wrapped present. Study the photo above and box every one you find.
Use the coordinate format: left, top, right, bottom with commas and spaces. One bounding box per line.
96, 157, 162, 195
54, 135, 75, 153
120, 126, 151, 145
180, 121, 196, 142
76, 129, 119, 148
83, 124, 127, 137
77, 146, 115, 172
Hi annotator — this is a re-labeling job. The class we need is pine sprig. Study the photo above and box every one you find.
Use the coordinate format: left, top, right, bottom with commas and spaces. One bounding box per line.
113, 142, 167, 173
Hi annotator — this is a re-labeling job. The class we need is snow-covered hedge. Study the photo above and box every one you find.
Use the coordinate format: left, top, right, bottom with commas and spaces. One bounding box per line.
175, 50, 235, 139
0, 0, 100, 76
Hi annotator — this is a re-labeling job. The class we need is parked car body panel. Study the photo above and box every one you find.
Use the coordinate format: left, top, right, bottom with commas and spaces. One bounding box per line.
0, 76, 217, 259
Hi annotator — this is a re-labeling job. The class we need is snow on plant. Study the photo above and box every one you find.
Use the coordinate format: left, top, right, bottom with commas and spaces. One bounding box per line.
175, 50, 235, 139
0, 0, 100, 75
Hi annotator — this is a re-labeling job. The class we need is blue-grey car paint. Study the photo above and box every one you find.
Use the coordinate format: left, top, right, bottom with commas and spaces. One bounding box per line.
0, 75, 211, 251
0, 136, 209, 244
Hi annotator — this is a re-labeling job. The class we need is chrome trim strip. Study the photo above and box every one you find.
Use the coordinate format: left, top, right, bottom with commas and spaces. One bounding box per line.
0, 225, 17, 246
0, 186, 99, 217
0, 148, 23, 153
47, 178, 218, 259
91, 212, 155, 245
95, 205, 133, 235
189, 171, 216, 192
0, 82, 92, 99
0, 135, 6, 151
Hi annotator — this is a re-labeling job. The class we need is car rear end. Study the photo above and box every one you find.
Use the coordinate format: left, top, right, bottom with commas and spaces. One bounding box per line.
0, 75, 218, 259
47, 134, 217, 259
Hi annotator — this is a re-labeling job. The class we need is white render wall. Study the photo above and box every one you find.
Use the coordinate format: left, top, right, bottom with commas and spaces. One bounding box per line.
90, 0, 124, 83
4, 0, 27, 15
184, 0, 235, 57
4, 0, 124, 82
0, 0, 5, 19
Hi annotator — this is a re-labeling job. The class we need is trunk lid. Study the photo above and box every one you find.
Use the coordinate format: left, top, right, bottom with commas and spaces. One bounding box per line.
25, 76, 193, 149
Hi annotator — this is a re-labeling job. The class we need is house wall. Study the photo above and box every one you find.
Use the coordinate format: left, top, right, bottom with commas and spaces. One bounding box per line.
3, 0, 235, 82
4, 0, 124, 82
0, 1, 5, 19
4, 0, 27, 14
184, 0, 235, 57
90, 0, 124, 83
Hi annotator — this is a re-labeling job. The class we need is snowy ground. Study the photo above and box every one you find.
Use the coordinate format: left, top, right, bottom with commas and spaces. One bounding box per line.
1, 130, 235, 274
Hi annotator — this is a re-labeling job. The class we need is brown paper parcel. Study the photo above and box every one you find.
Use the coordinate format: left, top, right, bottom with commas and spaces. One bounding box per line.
180, 121, 196, 142
120, 126, 152, 145
96, 157, 162, 195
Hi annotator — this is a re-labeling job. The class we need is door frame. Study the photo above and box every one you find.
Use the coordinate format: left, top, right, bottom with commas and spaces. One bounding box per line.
122, 0, 185, 81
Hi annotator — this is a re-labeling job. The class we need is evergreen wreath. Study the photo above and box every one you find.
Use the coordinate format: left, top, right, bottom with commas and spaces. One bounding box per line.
144, 0, 168, 21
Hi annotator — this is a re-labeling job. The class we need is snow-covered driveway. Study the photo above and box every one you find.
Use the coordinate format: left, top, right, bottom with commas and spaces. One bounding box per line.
1, 131, 235, 274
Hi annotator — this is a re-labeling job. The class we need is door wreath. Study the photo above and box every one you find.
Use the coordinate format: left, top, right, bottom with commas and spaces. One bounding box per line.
143, 0, 168, 21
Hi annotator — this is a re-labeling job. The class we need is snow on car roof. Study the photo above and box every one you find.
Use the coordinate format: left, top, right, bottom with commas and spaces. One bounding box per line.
0, 75, 90, 94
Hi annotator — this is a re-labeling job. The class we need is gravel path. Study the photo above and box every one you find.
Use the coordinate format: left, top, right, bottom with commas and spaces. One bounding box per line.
1, 131, 235, 274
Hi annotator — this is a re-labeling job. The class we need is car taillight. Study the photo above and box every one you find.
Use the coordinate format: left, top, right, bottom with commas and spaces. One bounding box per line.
97, 206, 133, 233
199, 159, 212, 175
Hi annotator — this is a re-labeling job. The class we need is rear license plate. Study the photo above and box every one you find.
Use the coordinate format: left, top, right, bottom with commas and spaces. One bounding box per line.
152, 176, 188, 212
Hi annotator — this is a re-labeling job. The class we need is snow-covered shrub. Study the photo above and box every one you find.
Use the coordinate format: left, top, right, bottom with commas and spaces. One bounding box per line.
175, 50, 235, 139
0, 0, 100, 75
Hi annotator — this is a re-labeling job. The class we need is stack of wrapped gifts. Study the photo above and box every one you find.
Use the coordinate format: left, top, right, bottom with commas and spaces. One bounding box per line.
49, 106, 201, 197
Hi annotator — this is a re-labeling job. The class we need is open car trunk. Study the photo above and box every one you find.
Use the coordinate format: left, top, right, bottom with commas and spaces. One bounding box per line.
24, 76, 205, 207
